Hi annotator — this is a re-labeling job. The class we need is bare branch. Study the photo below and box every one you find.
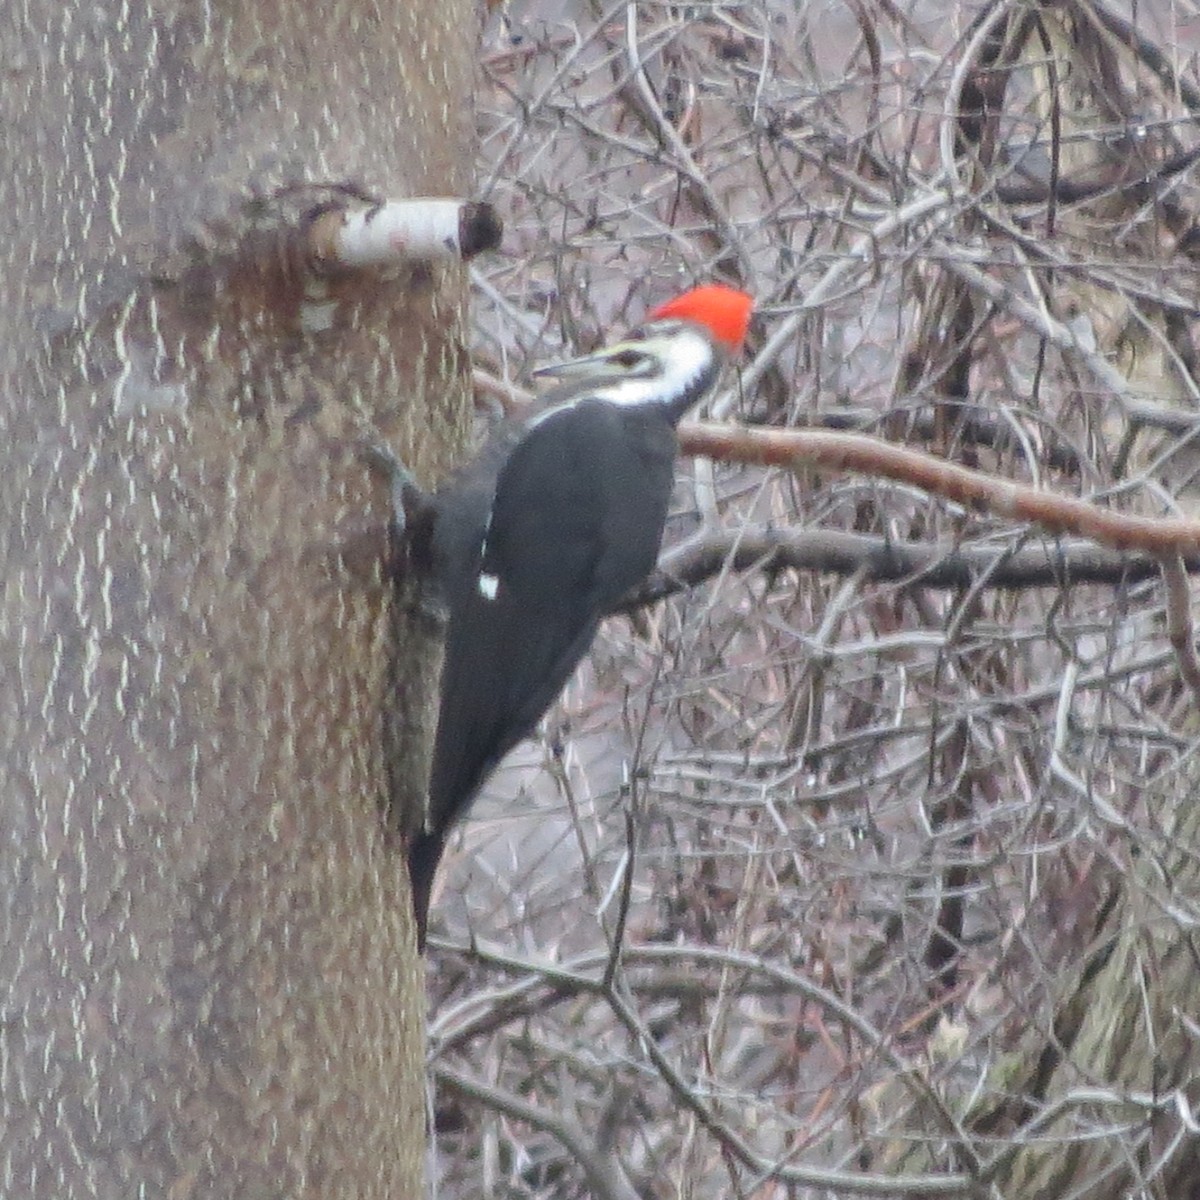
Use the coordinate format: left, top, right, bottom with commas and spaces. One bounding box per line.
435, 1064, 643, 1200
618, 527, 1181, 612
679, 422, 1200, 557
1161, 555, 1200, 705
307, 197, 501, 271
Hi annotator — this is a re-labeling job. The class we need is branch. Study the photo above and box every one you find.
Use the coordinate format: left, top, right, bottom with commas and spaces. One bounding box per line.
927, 243, 1138, 408
780, 404, 1084, 475
1162, 556, 1200, 705
307, 197, 501, 271
599, 975, 975, 1196
678, 423, 1200, 557
711, 186, 959, 418
618, 4, 750, 281
435, 1065, 642, 1200
1082, 0, 1200, 114
433, 940, 979, 1196
617, 527, 1177, 613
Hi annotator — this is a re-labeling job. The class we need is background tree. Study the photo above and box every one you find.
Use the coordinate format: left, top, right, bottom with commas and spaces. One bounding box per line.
430, 2, 1200, 1197
0, 2, 484, 1195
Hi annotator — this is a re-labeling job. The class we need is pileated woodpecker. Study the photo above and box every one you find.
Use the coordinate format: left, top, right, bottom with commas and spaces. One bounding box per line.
397, 285, 753, 947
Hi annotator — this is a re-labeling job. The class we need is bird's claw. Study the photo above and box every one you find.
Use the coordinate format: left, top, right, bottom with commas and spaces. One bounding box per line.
358, 440, 446, 625
358, 440, 427, 543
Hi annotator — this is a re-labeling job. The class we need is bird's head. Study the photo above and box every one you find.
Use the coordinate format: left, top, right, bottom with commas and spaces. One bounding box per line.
532, 284, 753, 420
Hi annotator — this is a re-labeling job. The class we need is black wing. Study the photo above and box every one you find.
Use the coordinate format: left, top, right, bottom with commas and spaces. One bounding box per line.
426, 399, 679, 834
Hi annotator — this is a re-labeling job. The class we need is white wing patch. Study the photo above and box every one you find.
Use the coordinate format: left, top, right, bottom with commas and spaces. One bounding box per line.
478, 572, 500, 601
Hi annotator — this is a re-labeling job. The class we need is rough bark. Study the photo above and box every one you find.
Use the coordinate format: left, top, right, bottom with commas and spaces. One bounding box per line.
0, 2, 474, 1195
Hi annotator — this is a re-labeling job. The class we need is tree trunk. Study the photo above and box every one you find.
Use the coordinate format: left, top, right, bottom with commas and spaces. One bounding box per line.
0, 2, 475, 1194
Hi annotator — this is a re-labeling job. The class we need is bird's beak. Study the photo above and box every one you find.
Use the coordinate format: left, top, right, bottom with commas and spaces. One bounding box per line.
531, 344, 628, 381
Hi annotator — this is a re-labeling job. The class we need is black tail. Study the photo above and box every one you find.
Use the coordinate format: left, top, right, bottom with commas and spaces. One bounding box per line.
407, 829, 446, 952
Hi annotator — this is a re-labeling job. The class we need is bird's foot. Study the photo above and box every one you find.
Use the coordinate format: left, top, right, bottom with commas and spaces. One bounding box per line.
358, 440, 446, 626
358, 441, 428, 544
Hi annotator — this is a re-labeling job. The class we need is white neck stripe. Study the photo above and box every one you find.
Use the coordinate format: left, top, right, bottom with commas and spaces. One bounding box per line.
592, 328, 714, 408
527, 328, 715, 428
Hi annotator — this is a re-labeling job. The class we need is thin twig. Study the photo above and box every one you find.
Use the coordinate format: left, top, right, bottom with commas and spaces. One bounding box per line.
436, 1064, 643, 1200
712, 186, 961, 417
307, 198, 500, 268
1161, 556, 1200, 706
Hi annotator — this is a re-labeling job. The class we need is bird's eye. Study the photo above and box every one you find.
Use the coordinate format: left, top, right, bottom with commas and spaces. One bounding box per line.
611, 349, 644, 369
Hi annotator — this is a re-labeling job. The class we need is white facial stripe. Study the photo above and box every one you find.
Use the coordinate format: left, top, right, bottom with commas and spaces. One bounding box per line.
478, 572, 500, 601
601, 328, 713, 408
527, 328, 715, 428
